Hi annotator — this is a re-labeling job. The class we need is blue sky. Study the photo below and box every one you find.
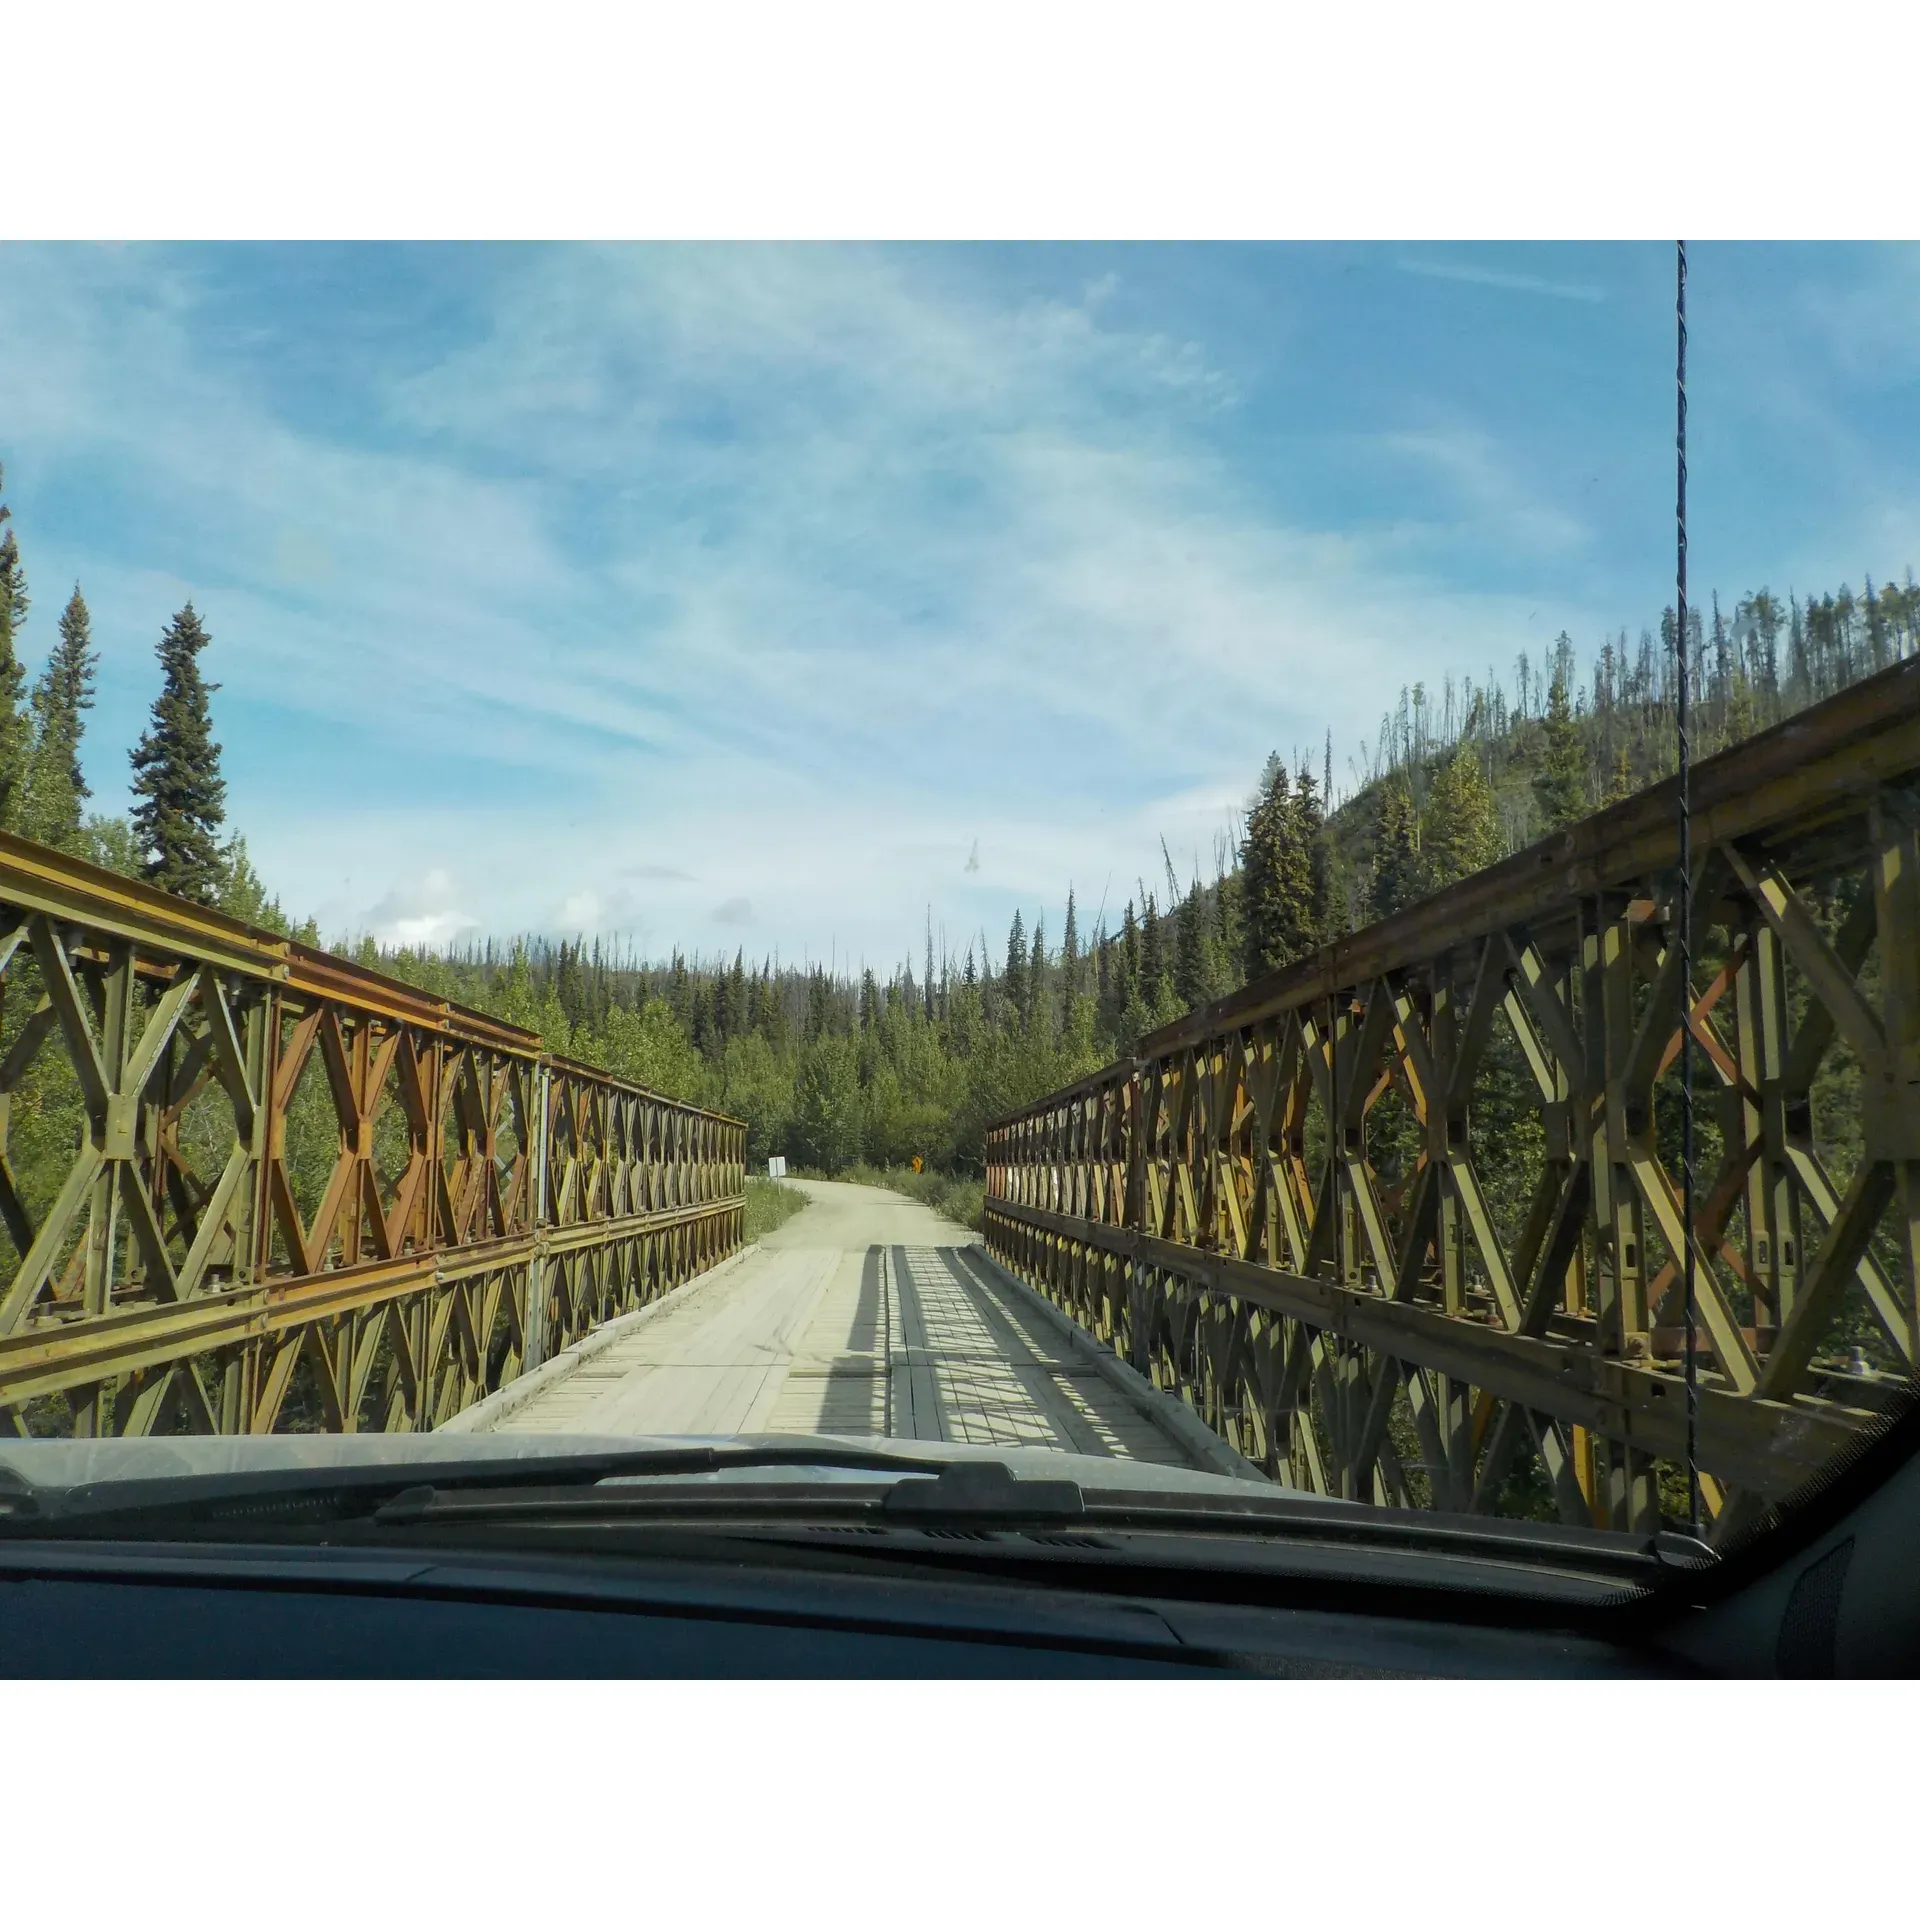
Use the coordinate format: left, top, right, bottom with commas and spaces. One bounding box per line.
1, 241, 1916, 971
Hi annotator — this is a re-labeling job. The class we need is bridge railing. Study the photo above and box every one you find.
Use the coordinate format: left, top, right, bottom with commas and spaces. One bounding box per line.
0, 836, 744, 1437
986, 658, 1920, 1539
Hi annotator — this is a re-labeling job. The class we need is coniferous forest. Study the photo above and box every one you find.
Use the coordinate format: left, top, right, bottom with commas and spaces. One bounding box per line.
4, 461, 1917, 1188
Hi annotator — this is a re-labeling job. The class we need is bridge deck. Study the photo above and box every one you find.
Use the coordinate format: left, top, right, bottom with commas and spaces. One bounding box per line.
499, 1180, 1188, 1462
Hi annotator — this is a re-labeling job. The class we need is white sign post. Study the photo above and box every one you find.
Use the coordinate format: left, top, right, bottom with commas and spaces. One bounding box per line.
767, 1156, 788, 1179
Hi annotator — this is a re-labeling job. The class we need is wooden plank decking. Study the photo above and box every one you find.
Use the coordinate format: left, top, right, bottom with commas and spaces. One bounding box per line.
497, 1181, 1188, 1466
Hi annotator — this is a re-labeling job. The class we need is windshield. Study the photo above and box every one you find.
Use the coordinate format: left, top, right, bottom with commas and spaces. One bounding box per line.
3, 237, 1917, 1590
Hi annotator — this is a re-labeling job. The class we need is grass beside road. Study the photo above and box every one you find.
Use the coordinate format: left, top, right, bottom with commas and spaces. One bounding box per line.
744, 1175, 810, 1242
839, 1163, 986, 1235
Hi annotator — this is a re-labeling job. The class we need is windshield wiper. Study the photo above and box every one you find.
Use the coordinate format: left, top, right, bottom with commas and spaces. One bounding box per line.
371, 1457, 1087, 1528
0, 1449, 1717, 1593
365, 1464, 1697, 1591
0, 1443, 953, 1534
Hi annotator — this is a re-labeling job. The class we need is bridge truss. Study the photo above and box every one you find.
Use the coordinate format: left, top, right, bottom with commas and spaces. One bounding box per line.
0, 841, 744, 1437
986, 659, 1920, 1540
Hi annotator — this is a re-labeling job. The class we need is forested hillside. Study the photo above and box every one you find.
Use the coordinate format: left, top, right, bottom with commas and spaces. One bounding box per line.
372, 569, 1920, 1174
4, 457, 1915, 1178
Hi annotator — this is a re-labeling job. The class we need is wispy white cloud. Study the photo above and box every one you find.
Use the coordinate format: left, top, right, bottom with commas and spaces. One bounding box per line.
1395, 256, 1605, 302
1377, 426, 1591, 557
8, 241, 1818, 965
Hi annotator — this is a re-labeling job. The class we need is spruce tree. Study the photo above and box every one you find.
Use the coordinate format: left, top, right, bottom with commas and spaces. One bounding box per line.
1138, 892, 1166, 1008
1004, 911, 1027, 1025
805, 967, 833, 1040
1533, 660, 1587, 831
1213, 867, 1243, 997
555, 938, 583, 1028
754, 961, 787, 1047
0, 465, 31, 829
1865, 575, 1888, 670
18, 584, 98, 850
1241, 755, 1315, 980
129, 603, 228, 902
1028, 911, 1046, 1032
1423, 746, 1504, 890
1752, 589, 1783, 706
1371, 775, 1422, 919
1294, 762, 1331, 946
1061, 889, 1080, 1026
1240, 755, 1289, 979
1174, 880, 1208, 1010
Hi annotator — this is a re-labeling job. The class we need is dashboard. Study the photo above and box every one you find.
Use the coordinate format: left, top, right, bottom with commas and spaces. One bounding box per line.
0, 1535, 1685, 1678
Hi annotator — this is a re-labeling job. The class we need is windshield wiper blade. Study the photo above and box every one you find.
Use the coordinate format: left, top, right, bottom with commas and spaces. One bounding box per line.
0, 1446, 1720, 1587
371, 1457, 1089, 1529
1049, 1483, 1712, 1575
0, 1443, 952, 1533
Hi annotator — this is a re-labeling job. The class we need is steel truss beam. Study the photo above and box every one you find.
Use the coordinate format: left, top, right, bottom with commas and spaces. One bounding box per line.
0, 833, 745, 1436
985, 656, 1920, 1538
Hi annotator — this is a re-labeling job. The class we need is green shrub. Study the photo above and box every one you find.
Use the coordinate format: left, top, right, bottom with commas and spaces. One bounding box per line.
743, 1174, 809, 1242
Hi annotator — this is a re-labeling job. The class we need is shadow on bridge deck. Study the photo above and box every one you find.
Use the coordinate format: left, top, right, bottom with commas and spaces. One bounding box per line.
495, 1179, 1189, 1464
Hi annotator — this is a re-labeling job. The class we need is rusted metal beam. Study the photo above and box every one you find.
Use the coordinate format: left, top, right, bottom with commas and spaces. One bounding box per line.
986, 656, 1920, 1538
0, 842, 746, 1435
